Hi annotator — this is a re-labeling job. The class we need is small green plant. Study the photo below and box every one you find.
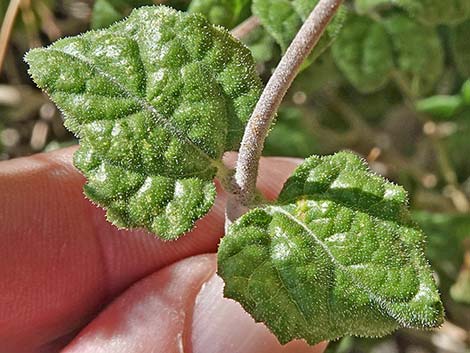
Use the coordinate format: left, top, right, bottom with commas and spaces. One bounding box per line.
25, 1, 446, 346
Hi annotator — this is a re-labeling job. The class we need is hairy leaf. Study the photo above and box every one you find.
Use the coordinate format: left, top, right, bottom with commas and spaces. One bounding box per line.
26, 6, 262, 240
450, 20, 470, 78
219, 152, 443, 345
332, 15, 393, 93
397, 0, 470, 25
383, 14, 444, 96
188, 0, 251, 28
252, 0, 346, 59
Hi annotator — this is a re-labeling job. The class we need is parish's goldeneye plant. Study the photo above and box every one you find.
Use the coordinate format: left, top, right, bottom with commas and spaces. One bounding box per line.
25, 0, 444, 345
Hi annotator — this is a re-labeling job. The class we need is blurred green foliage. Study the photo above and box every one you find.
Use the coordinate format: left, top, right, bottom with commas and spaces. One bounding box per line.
188, 0, 251, 27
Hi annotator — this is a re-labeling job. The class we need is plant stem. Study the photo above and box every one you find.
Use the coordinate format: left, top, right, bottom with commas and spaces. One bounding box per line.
231, 16, 260, 39
228, 0, 343, 221
0, 0, 22, 73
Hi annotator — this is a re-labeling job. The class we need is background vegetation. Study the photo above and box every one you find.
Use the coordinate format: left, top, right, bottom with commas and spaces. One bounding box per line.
0, 0, 469, 352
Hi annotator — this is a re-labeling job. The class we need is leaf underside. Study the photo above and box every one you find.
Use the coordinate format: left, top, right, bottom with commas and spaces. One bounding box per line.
25, 6, 262, 240
218, 151, 443, 345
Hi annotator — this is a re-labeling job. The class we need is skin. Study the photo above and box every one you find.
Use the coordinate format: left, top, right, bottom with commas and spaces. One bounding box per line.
0, 147, 327, 353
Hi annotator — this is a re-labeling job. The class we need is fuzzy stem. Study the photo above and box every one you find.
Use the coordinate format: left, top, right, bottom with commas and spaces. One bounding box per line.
231, 16, 260, 39
228, 0, 343, 220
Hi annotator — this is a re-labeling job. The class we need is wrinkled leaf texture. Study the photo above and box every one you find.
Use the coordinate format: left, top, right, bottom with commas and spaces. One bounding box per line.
332, 13, 443, 95
219, 152, 443, 345
26, 6, 262, 240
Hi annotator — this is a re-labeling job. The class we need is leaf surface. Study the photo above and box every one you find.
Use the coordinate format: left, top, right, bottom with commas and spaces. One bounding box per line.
332, 15, 393, 93
26, 6, 262, 240
383, 14, 443, 96
252, 0, 346, 59
397, 0, 470, 25
218, 152, 443, 344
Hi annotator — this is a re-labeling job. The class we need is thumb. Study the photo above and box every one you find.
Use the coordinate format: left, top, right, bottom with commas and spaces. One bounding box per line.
61, 254, 326, 353
192, 262, 327, 353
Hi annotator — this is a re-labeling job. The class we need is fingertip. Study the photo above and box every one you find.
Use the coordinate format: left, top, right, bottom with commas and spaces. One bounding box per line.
257, 156, 302, 200
62, 254, 217, 353
192, 273, 325, 353
61, 254, 326, 353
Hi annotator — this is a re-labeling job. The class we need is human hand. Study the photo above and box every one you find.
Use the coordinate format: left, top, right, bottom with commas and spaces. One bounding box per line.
0, 148, 327, 353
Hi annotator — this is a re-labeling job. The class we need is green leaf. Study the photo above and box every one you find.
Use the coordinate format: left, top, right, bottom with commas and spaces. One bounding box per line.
383, 14, 444, 96
252, 0, 346, 60
332, 15, 394, 93
218, 152, 443, 345
188, 0, 251, 28
415, 95, 463, 120
25, 6, 262, 240
91, 0, 123, 29
397, 0, 470, 25
450, 20, 470, 78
